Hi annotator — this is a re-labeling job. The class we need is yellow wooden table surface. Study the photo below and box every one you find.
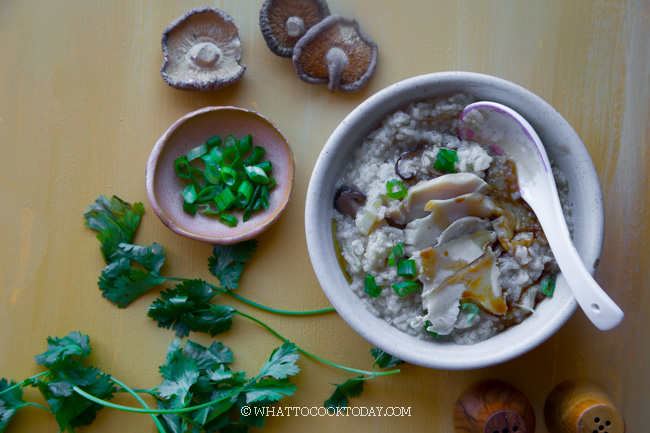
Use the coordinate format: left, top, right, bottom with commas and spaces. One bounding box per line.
1, 1, 648, 432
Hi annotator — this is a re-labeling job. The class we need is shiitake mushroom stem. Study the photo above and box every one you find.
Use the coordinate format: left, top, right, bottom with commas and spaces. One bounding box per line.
325, 47, 349, 92
285, 16, 306, 37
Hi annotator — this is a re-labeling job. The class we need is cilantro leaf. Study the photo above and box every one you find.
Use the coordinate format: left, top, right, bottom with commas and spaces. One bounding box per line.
370, 348, 404, 369
147, 280, 234, 337
181, 305, 235, 337
157, 357, 200, 407
84, 195, 145, 263
98, 243, 166, 308
36, 357, 116, 430
243, 378, 297, 405
185, 340, 233, 371
34, 332, 91, 367
257, 341, 300, 380
1, 378, 27, 433
208, 240, 257, 290
324, 377, 364, 409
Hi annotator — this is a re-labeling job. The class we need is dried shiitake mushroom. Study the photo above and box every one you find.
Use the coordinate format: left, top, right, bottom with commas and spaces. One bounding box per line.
161, 7, 245, 92
292, 15, 378, 92
259, 0, 331, 57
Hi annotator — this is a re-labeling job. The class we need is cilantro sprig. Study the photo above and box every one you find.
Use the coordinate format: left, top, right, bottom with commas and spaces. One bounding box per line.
85, 195, 332, 315
1, 194, 406, 432
1, 333, 302, 433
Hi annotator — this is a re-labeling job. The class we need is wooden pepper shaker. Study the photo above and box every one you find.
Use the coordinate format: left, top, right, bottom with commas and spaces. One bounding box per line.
454, 379, 536, 433
544, 379, 625, 433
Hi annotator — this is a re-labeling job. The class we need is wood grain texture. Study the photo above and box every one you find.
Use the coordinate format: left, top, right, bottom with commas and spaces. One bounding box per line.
454, 380, 535, 433
544, 379, 625, 433
0, 1, 648, 432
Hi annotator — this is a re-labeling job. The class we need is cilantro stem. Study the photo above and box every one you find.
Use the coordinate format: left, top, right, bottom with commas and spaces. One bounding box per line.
165, 277, 335, 316
0, 372, 49, 396
23, 402, 52, 412
72, 386, 241, 415
234, 311, 400, 378
224, 290, 335, 315
110, 376, 166, 433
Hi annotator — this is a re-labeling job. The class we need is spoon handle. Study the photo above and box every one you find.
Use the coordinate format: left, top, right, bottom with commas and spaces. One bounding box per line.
538, 204, 624, 331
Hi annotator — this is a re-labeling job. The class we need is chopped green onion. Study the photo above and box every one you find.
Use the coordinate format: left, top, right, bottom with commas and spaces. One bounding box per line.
214, 188, 236, 212
220, 166, 238, 187
196, 185, 221, 203
190, 168, 206, 188
386, 179, 408, 199
244, 146, 265, 165
541, 275, 556, 297
424, 320, 439, 337
201, 153, 216, 167
243, 185, 261, 222
206, 135, 222, 148
186, 143, 208, 162
198, 204, 220, 216
174, 156, 191, 178
245, 165, 269, 184
183, 201, 198, 215
174, 132, 274, 220
237, 180, 254, 207
256, 161, 272, 173
209, 145, 224, 165
392, 280, 419, 297
388, 242, 404, 266
181, 184, 197, 204
364, 275, 382, 298
434, 148, 458, 173
218, 212, 238, 227
236, 134, 252, 154
223, 134, 237, 148
205, 165, 221, 185
460, 301, 479, 323
397, 259, 417, 278
223, 145, 238, 165
259, 185, 269, 209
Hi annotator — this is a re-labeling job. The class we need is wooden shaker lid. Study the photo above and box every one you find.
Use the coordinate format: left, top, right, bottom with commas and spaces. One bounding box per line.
544, 379, 625, 433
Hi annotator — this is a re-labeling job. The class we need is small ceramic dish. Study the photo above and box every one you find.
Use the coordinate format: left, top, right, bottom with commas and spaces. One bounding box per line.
146, 106, 294, 244
305, 72, 605, 369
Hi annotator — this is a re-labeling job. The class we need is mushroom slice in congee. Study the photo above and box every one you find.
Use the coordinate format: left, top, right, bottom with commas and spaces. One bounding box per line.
332, 94, 572, 344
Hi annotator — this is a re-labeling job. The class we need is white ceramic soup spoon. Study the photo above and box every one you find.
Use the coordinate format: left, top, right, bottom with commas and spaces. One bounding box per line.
457, 101, 624, 331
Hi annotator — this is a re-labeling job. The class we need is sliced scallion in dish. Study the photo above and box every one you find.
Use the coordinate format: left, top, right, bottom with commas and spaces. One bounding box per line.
396, 259, 416, 278
364, 275, 382, 298
388, 242, 404, 267
392, 280, 419, 297
173, 133, 275, 226
433, 148, 458, 173
541, 275, 555, 297
386, 179, 408, 199
460, 301, 479, 323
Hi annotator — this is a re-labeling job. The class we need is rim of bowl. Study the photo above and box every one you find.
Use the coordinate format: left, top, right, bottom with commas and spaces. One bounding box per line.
146, 106, 295, 244
305, 71, 604, 370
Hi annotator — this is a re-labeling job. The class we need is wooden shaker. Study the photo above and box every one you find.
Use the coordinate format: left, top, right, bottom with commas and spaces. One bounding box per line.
544, 379, 625, 433
454, 380, 536, 433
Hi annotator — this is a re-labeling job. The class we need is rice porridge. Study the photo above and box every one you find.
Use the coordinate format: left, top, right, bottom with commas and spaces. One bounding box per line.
332, 94, 572, 344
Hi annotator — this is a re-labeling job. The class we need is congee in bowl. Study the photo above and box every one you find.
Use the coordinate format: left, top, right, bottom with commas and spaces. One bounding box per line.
332, 93, 571, 344
305, 72, 604, 369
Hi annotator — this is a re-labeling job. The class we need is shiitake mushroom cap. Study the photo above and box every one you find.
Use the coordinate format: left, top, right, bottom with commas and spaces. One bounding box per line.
161, 7, 246, 92
259, 0, 331, 57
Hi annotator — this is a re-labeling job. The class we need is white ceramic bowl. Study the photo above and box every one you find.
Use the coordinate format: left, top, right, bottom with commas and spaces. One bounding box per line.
305, 72, 604, 370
